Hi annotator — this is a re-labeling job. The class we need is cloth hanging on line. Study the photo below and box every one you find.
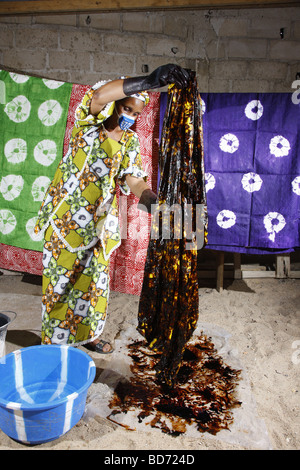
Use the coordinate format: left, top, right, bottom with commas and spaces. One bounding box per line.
202, 93, 300, 254
0, 70, 72, 251
138, 73, 207, 387
0, 80, 89, 276
159, 92, 300, 255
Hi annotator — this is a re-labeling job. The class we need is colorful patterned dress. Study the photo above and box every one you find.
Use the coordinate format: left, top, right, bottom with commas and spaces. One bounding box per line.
34, 82, 147, 346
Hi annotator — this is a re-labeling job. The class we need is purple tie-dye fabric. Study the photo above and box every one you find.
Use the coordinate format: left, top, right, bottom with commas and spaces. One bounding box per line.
160, 92, 300, 254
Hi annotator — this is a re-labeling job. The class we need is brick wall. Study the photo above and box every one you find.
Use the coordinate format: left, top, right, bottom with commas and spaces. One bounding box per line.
0, 7, 299, 92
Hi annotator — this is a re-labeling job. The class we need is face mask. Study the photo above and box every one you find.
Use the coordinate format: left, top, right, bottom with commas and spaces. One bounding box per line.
118, 112, 135, 131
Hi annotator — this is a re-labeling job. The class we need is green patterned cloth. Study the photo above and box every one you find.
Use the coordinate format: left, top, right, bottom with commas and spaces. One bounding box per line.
0, 70, 72, 251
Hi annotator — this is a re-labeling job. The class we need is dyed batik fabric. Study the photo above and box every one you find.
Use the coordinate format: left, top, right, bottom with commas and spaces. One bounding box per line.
159, 92, 300, 254
201, 93, 300, 254
138, 73, 207, 387
0, 70, 72, 251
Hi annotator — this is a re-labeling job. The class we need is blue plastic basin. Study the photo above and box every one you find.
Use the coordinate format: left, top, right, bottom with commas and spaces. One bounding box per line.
0, 345, 96, 444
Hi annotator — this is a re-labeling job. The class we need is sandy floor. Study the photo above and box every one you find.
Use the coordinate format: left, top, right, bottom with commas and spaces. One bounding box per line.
0, 271, 299, 450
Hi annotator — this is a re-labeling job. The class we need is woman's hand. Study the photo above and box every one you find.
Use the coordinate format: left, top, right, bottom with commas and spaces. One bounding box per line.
125, 175, 149, 198
126, 176, 157, 214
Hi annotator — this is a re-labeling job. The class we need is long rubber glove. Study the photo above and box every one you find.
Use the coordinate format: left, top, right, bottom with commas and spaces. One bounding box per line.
123, 64, 190, 95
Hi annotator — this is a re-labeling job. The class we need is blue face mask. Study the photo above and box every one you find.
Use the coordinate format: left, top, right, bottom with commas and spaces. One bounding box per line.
118, 113, 135, 131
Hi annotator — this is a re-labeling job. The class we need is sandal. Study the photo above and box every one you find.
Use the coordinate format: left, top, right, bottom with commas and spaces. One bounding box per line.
84, 339, 114, 354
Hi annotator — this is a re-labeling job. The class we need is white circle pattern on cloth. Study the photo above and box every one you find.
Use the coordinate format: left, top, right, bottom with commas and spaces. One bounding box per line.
205, 173, 216, 192
0, 209, 17, 235
216, 210, 237, 229
0, 174, 24, 201
241, 172, 263, 193
219, 133, 239, 154
291, 176, 300, 196
269, 135, 291, 158
38, 100, 63, 126
31, 176, 52, 201
201, 95, 298, 247
4, 95, 31, 122
34, 140, 57, 166
4, 138, 27, 164
263, 212, 286, 242
244, 100, 264, 121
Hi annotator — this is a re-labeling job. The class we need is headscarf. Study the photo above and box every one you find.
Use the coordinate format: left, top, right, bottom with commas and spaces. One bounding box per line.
129, 90, 150, 105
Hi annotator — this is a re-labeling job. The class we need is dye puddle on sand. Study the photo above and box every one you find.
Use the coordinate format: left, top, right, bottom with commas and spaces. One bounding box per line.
84, 323, 272, 449
107, 333, 241, 436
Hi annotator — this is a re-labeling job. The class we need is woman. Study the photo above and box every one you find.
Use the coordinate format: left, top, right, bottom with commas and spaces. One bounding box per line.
34, 64, 189, 353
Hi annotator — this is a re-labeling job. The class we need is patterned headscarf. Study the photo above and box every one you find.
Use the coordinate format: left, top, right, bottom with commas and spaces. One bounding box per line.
130, 90, 150, 105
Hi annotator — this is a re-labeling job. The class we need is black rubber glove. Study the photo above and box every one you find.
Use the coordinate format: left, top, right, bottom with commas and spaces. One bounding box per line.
123, 64, 190, 96
137, 189, 157, 214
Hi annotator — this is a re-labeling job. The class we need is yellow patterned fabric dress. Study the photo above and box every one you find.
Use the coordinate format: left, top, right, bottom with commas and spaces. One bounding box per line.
35, 82, 147, 346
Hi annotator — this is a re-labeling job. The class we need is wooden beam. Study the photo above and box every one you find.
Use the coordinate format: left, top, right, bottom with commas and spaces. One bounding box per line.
216, 251, 224, 292
276, 255, 290, 278
233, 252, 242, 279
0, 0, 299, 16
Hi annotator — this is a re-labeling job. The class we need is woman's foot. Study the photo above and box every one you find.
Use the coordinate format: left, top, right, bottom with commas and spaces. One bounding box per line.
84, 339, 114, 354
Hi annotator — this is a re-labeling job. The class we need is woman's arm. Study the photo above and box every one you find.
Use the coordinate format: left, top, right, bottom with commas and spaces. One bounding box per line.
90, 64, 189, 116
90, 79, 126, 116
125, 175, 149, 198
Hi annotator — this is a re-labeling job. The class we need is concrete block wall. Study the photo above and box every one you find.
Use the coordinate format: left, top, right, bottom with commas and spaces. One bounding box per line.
0, 7, 300, 92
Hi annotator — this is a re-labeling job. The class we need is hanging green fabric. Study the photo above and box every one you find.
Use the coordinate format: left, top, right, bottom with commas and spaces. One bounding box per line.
138, 72, 207, 387
0, 70, 72, 251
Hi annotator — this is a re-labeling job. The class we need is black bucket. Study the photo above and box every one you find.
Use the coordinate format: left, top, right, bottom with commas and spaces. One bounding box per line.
0, 311, 17, 358
0, 314, 10, 328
